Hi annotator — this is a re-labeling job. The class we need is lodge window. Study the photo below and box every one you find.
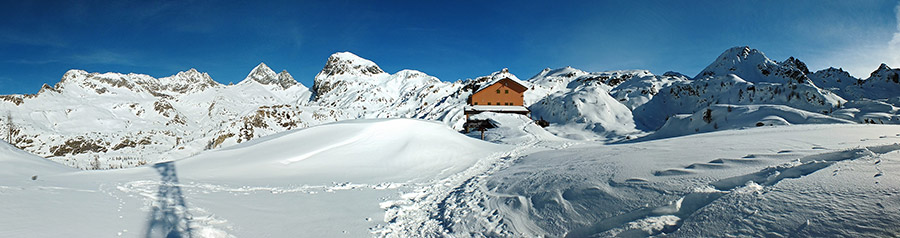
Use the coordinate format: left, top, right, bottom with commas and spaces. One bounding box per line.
487, 102, 491, 105
505, 90, 509, 94
474, 102, 478, 105
496, 102, 500, 105
496, 89, 500, 94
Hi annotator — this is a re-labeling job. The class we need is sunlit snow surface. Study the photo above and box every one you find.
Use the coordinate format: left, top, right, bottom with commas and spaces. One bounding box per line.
2, 118, 900, 237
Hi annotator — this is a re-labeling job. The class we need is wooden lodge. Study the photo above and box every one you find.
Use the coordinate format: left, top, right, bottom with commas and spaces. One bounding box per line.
464, 69, 530, 120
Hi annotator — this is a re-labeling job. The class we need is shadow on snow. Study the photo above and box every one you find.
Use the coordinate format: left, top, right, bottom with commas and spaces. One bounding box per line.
145, 161, 193, 238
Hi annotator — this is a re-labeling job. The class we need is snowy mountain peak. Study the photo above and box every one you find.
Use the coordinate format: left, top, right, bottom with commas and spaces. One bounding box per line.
313, 52, 389, 98
490, 68, 523, 82
868, 63, 899, 83
58, 69, 90, 84
277, 70, 293, 82
319, 52, 385, 77
251, 62, 275, 75
874, 63, 893, 74
782, 56, 810, 74
153, 68, 220, 94
240, 62, 298, 89
724, 46, 757, 61
169, 68, 216, 85
697, 46, 810, 84
811, 67, 853, 80
697, 46, 771, 78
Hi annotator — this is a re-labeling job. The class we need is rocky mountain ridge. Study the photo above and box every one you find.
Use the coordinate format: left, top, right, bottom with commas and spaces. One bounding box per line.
4, 46, 900, 169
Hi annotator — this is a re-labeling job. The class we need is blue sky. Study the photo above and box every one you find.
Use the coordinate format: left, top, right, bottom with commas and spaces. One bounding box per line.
1, 0, 899, 94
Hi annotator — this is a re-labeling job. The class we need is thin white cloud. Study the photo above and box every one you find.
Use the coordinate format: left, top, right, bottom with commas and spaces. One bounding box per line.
823, 2, 900, 78
887, 2, 900, 67
6, 50, 136, 66
0, 31, 67, 48
68, 50, 136, 66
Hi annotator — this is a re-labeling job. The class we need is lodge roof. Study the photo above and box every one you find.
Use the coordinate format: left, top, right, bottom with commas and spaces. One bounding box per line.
474, 68, 529, 94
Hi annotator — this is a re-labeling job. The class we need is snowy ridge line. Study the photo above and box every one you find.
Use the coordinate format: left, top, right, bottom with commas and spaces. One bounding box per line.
565, 144, 900, 237
375, 116, 577, 237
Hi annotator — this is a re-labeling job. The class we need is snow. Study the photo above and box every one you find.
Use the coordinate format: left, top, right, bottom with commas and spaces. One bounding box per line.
644, 104, 853, 141
6, 46, 900, 237
0, 119, 510, 237
4, 99, 900, 238
634, 74, 845, 130
530, 80, 641, 141
456, 124, 900, 237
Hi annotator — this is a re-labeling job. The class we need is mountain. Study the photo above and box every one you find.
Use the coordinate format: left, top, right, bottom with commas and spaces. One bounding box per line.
634, 46, 850, 130
311, 52, 471, 128
0, 53, 488, 169
0, 64, 341, 169
6, 46, 900, 169
696, 46, 812, 84
239, 63, 302, 89
633, 74, 846, 130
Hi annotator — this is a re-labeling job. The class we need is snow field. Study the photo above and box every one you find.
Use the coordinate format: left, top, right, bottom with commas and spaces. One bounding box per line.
0, 119, 510, 237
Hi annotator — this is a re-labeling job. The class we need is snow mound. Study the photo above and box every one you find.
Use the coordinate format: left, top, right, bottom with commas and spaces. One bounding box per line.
530, 82, 639, 141
0, 141, 74, 178
831, 98, 900, 124
176, 118, 507, 183
467, 112, 566, 145
645, 104, 853, 140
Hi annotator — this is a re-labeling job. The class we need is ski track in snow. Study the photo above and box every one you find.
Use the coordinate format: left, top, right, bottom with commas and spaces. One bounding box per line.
376, 117, 578, 237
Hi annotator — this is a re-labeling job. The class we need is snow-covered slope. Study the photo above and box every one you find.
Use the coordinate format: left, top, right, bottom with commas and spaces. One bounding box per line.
178, 119, 506, 183
311, 52, 473, 129
438, 124, 900, 237
529, 81, 639, 140
633, 74, 845, 130
0, 141, 74, 177
524, 67, 681, 140
645, 104, 853, 140
0, 119, 510, 237
609, 71, 690, 110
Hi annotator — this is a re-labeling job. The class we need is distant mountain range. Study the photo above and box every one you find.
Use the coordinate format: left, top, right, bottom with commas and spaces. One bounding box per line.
2, 46, 900, 169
